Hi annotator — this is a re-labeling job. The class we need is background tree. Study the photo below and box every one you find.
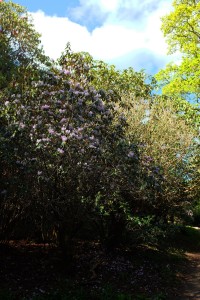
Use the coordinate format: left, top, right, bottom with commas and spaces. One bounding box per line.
0, 1, 49, 90
156, 0, 200, 99
155, 0, 199, 223
122, 94, 196, 220
0, 0, 50, 240
155, 0, 200, 127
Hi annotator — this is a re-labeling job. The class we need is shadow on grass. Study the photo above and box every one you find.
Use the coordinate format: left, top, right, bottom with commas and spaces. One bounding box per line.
1, 227, 199, 300
164, 226, 200, 254
0, 287, 167, 300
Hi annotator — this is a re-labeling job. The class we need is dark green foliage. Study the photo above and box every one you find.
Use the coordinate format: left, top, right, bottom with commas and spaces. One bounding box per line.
0, 290, 13, 300
193, 208, 200, 226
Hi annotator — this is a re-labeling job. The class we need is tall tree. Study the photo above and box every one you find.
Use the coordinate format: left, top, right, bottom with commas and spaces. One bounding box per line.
156, 0, 199, 211
0, 0, 49, 90
155, 0, 200, 126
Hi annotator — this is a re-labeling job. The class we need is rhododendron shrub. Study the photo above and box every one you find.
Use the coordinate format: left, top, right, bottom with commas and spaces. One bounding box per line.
1, 58, 144, 248
0, 1, 144, 245
59, 44, 154, 102
0, 45, 167, 247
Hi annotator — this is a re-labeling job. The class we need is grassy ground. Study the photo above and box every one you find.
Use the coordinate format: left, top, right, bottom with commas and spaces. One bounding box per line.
0, 226, 200, 300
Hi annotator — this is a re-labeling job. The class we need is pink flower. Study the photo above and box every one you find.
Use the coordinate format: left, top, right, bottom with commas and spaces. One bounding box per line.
61, 136, 67, 142
57, 148, 64, 154
83, 91, 89, 97
59, 109, 66, 114
63, 69, 71, 75
19, 123, 25, 129
60, 118, 67, 123
48, 128, 55, 134
128, 151, 134, 158
41, 105, 50, 110
88, 111, 93, 117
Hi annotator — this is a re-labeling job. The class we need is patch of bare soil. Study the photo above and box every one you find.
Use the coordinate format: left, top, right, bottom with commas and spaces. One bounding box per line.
180, 252, 200, 300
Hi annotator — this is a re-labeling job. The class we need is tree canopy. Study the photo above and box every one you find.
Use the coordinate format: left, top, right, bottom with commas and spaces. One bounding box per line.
0, 1, 49, 90
156, 0, 200, 93
155, 0, 200, 127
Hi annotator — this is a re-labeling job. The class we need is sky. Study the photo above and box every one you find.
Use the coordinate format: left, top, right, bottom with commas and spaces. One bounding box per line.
12, 0, 179, 74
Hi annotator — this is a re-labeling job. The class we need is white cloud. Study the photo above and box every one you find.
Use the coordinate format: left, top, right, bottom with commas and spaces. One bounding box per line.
31, 10, 92, 59
30, 0, 178, 72
99, 0, 120, 12
90, 25, 144, 59
69, 0, 120, 21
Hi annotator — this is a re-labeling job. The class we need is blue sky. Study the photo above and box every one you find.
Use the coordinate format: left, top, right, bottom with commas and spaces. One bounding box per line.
12, 0, 180, 74
13, 0, 80, 19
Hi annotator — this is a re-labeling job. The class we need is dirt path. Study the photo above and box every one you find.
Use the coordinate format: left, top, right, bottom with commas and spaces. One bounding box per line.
180, 252, 200, 299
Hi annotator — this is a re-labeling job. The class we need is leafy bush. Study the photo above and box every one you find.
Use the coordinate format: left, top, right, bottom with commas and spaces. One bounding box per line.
192, 202, 200, 226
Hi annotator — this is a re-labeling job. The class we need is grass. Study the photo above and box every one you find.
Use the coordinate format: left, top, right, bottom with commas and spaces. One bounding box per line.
0, 290, 13, 300
166, 225, 200, 253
